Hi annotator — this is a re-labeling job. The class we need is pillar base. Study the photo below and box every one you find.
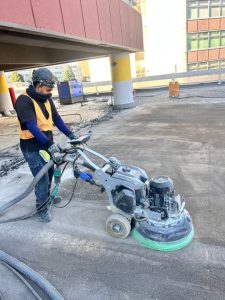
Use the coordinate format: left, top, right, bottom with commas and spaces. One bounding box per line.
113, 102, 136, 110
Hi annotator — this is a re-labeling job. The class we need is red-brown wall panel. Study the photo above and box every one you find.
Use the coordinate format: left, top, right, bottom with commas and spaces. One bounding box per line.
0, 0, 35, 26
0, 0, 143, 50
109, 0, 123, 45
209, 49, 219, 60
221, 18, 225, 29
81, 0, 101, 41
188, 51, 198, 63
96, 0, 113, 43
197, 19, 209, 31
60, 0, 85, 37
135, 10, 143, 50
31, 0, 65, 32
188, 20, 198, 32
119, 1, 130, 46
219, 48, 225, 59
198, 50, 209, 61
209, 18, 220, 30
128, 8, 136, 48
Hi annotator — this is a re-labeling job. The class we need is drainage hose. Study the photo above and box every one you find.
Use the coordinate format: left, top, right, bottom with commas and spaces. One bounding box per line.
0, 160, 54, 215
0, 250, 64, 300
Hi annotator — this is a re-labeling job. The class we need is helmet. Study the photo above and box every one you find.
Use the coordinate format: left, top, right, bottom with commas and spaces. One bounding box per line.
32, 68, 55, 88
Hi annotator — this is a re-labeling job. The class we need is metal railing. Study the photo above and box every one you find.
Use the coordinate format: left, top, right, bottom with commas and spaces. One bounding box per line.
82, 68, 225, 94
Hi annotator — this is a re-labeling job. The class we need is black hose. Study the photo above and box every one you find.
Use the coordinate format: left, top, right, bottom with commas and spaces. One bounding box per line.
0, 250, 64, 300
0, 160, 54, 215
1, 261, 43, 300
0, 291, 6, 300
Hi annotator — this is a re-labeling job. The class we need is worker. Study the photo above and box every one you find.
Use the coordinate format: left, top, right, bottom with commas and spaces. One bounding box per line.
15, 68, 77, 222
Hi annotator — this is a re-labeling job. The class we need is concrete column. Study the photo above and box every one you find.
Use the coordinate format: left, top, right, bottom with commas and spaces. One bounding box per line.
0, 71, 13, 116
111, 52, 135, 109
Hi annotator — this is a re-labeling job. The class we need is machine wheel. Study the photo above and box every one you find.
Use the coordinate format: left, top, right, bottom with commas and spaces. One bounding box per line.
106, 214, 131, 239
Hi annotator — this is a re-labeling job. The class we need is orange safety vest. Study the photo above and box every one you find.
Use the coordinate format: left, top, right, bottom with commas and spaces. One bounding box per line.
19, 93, 53, 140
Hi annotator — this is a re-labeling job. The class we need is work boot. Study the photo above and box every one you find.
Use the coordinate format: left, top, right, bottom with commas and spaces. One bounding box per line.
38, 210, 52, 223
53, 196, 62, 204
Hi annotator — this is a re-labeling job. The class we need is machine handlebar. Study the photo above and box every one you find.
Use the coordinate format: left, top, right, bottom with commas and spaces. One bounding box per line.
68, 133, 91, 146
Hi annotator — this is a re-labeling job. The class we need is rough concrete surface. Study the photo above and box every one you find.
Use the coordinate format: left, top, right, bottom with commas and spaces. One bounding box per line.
0, 86, 225, 299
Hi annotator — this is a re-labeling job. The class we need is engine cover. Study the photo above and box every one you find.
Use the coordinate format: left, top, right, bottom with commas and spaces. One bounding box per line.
112, 186, 135, 214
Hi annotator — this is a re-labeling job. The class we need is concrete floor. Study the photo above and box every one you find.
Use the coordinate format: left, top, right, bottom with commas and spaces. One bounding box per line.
1, 85, 225, 299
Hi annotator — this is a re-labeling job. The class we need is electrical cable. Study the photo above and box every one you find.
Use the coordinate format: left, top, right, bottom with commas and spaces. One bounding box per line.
54, 179, 78, 208
1, 261, 43, 300
0, 162, 69, 224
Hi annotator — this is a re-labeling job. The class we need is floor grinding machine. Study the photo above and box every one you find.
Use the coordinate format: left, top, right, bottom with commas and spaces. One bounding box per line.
0, 133, 194, 251
54, 133, 194, 251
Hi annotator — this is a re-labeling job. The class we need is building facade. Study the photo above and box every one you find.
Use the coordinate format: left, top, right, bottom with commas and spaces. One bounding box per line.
187, 0, 225, 71
10, 1, 225, 84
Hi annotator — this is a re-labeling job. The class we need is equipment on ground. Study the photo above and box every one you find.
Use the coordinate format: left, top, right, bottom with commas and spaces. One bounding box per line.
0, 133, 194, 251
50, 133, 194, 251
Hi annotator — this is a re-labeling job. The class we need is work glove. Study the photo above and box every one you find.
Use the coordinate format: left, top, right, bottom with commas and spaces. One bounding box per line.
48, 143, 62, 155
68, 132, 78, 140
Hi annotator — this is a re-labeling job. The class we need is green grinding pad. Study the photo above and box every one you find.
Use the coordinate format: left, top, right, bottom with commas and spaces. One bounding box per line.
131, 226, 194, 251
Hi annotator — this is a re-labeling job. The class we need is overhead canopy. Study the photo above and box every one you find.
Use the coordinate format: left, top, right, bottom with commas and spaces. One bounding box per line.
0, 0, 143, 71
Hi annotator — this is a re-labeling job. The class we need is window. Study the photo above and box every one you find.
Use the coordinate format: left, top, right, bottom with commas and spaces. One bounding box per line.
210, 0, 220, 4
187, 1, 199, 19
220, 59, 225, 67
199, 1, 209, 18
198, 62, 208, 70
187, 59, 225, 71
189, 7, 198, 18
188, 30, 225, 51
188, 33, 198, 50
199, 6, 209, 17
208, 61, 219, 68
210, 31, 220, 47
199, 32, 209, 49
187, 63, 198, 71
210, 6, 220, 16
221, 30, 225, 46
187, 0, 225, 19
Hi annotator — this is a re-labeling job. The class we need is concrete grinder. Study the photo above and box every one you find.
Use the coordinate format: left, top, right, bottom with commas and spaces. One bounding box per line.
0, 132, 194, 251
57, 133, 194, 251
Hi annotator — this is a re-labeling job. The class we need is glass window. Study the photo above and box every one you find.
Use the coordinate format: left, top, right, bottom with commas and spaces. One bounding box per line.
189, 0, 197, 6
199, 6, 209, 18
188, 34, 198, 50
220, 30, 225, 46
210, 0, 220, 5
210, 6, 220, 17
199, 0, 208, 5
209, 31, 220, 47
198, 32, 209, 49
198, 62, 208, 70
220, 60, 225, 67
208, 61, 219, 69
187, 63, 198, 71
222, 6, 225, 16
188, 7, 198, 18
